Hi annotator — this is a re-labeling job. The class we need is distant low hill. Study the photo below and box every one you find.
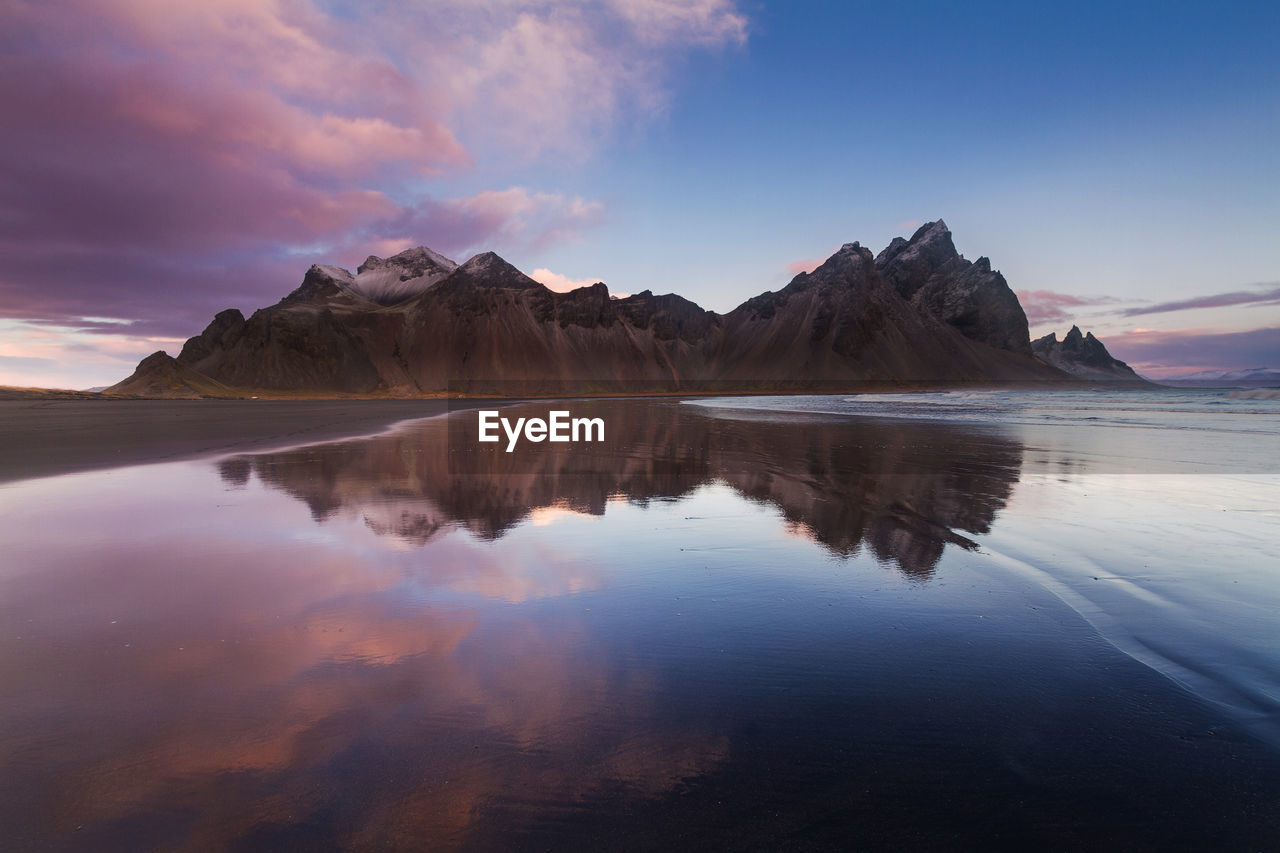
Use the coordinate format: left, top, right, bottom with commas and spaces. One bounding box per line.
0, 386, 111, 400
1157, 367, 1280, 388
110, 221, 1101, 397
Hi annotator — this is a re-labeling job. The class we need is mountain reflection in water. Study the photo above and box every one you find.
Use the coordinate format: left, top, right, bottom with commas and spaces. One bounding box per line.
222, 399, 1025, 577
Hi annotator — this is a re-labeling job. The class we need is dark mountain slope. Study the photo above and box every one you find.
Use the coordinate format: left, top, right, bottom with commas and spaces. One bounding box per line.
111, 221, 1071, 396
1032, 326, 1150, 384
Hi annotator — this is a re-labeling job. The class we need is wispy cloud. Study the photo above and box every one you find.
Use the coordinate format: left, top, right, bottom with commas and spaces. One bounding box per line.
1016, 290, 1119, 327
0, 318, 185, 389
1121, 284, 1280, 317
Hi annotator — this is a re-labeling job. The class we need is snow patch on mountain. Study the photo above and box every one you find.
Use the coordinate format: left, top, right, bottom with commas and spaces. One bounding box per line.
348, 246, 458, 305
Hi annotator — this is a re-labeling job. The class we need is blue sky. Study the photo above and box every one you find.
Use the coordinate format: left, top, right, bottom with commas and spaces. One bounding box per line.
1, 0, 1277, 386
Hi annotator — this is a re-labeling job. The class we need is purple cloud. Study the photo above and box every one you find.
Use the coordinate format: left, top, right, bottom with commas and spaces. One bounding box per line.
1121, 285, 1280, 317
0, 0, 743, 346
1016, 290, 1119, 327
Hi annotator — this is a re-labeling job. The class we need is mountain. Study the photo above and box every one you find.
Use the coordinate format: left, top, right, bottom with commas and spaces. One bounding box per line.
1031, 326, 1149, 384
109, 220, 1070, 397
107, 350, 239, 398
348, 246, 457, 305
1158, 367, 1280, 388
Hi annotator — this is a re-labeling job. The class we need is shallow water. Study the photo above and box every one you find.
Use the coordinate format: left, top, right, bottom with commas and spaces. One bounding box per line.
1, 394, 1278, 849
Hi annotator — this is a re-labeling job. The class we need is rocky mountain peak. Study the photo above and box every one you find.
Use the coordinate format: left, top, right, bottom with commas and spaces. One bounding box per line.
281, 264, 363, 306
120, 219, 1070, 396
874, 220, 960, 298
450, 251, 541, 290
871, 219, 1030, 355
808, 241, 875, 283
458, 251, 503, 273
1032, 326, 1147, 384
350, 245, 458, 305
358, 246, 457, 276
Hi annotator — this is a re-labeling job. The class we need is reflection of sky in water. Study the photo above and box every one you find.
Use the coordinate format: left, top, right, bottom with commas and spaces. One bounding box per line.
1, 398, 1278, 848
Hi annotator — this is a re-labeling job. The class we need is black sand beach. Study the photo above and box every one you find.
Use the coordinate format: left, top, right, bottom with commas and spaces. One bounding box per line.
1, 393, 1278, 849
0, 399, 515, 484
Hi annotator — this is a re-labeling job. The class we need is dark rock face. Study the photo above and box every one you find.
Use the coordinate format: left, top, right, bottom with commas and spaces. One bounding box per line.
875, 220, 1034, 356
1032, 326, 1148, 383
107, 351, 237, 398
178, 308, 245, 365
713, 233, 1057, 384
113, 221, 1071, 396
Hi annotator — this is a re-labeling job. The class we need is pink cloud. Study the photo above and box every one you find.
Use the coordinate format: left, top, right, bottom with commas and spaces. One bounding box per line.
528, 269, 604, 293
420, 1, 749, 157
1016, 290, 1121, 327
609, 0, 749, 47
357, 188, 608, 262
0, 0, 749, 349
1016, 290, 1094, 326
786, 258, 825, 276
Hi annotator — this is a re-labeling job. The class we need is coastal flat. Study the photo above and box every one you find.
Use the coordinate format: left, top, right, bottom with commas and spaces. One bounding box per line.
2, 392, 1278, 849
0, 399, 505, 484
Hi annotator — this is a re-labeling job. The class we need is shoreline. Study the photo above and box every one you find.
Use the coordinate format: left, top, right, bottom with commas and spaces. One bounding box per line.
0, 384, 1195, 485
1, 377, 1158, 404
0, 399, 520, 485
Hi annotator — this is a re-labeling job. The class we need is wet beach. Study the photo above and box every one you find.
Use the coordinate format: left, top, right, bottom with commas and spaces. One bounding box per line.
1, 392, 1278, 849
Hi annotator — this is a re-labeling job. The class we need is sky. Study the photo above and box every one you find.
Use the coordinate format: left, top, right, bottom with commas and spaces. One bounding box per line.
1, 0, 1277, 388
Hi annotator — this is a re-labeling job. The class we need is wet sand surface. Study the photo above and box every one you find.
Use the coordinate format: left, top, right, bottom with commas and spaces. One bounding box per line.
0, 399, 513, 484
1, 394, 1277, 849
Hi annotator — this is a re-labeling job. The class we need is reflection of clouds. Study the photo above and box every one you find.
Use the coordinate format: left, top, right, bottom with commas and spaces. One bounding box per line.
409, 535, 601, 604
528, 503, 597, 526
0, 485, 721, 849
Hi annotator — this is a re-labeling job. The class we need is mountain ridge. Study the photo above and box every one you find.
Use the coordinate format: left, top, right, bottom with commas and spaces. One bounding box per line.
1031, 325, 1150, 384
110, 221, 1095, 397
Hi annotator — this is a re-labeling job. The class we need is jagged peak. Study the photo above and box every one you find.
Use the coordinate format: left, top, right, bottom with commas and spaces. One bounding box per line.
459, 250, 505, 272
805, 241, 874, 284
349, 245, 460, 305
875, 219, 959, 279
138, 350, 176, 367
448, 251, 543, 290
359, 245, 457, 275
909, 219, 949, 242
308, 263, 355, 283
1031, 326, 1146, 383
